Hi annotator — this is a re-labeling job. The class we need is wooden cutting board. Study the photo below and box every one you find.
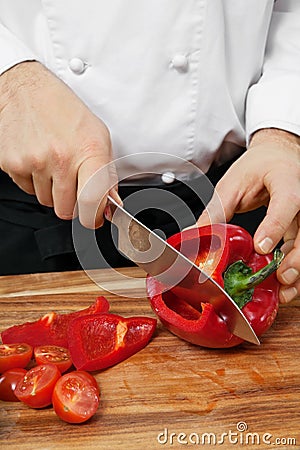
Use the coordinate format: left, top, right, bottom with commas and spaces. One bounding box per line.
0, 268, 299, 450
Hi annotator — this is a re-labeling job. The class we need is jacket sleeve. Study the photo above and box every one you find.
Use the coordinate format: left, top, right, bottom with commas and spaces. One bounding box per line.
0, 22, 37, 75
246, 0, 300, 141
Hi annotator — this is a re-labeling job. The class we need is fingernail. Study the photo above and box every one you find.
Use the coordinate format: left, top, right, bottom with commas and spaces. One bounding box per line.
281, 268, 299, 285
257, 237, 274, 254
280, 286, 297, 303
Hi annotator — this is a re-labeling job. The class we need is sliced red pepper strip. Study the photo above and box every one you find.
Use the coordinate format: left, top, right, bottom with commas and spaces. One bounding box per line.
146, 224, 282, 348
1, 296, 110, 348
68, 313, 157, 371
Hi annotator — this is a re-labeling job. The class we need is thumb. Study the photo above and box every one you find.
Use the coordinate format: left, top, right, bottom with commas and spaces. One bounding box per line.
196, 179, 239, 227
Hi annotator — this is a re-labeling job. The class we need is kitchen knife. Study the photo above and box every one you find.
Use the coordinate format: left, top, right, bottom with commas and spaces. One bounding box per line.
106, 195, 260, 345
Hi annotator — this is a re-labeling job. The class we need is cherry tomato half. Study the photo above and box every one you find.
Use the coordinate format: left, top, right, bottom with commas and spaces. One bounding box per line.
34, 345, 72, 373
0, 368, 27, 402
0, 343, 33, 373
74, 371, 100, 394
15, 363, 61, 408
52, 371, 100, 423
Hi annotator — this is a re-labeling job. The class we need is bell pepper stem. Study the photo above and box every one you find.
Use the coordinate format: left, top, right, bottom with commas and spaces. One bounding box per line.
244, 249, 284, 289
223, 249, 284, 309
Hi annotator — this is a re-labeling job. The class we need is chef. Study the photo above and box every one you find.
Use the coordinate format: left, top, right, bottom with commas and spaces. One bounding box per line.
0, 0, 299, 304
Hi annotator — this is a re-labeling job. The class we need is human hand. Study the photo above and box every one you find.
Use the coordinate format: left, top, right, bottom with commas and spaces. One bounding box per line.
197, 129, 300, 303
0, 61, 118, 228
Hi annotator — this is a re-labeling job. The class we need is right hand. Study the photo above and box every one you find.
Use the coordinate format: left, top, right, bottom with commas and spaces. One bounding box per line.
0, 61, 117, 228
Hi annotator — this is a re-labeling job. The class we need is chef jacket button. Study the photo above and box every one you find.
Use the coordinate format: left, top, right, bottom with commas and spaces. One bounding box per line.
69, 57, 87, 74
161, 172, 176, 184
171, 54, 188, 72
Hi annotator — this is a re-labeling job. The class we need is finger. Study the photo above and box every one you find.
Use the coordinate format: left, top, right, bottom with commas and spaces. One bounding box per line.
279, 280, 300, 304
52, 171, 77, 220
77, 157, 113, 229
276, 217, 300, 303
11, 174, 35, 196
32, 173, 54, 207
277, 215, 300, 285
281, 239, 295, 256
283, 217, 298, 243
280, 217, 298, 257
278, 247, 300, 286
254, 191, 299, 254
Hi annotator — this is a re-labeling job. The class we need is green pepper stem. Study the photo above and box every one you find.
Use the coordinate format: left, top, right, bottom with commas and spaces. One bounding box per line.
223, 249, 284, 309
240, 249, 284, 291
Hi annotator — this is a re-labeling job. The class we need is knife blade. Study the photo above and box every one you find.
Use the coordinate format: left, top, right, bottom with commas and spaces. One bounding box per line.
106, 195, 260, 345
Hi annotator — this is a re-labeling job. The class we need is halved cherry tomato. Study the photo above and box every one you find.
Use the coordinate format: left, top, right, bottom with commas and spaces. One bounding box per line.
52, 371, 100, 423
15, 363, 61, 408
0, 368, 27, 402
34, 345, 72, 373
75, 371, 100, 394
0, 343, 33, 373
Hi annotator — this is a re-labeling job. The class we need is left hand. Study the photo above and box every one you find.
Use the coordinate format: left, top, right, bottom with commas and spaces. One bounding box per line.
196, 128, 300, 303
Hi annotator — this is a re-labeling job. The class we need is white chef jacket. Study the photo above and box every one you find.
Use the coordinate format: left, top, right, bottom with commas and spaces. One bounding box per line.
0, 0, 300, 182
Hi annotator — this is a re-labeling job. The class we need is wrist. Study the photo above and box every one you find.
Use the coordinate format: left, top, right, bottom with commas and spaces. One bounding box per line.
0, 61, 49, 107
249, 128, 300, 149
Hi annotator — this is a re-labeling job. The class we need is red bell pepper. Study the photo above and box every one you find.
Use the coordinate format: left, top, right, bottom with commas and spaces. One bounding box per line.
68, 313, 157, 371
1, 296, 110, 348
146, 224, 283, 348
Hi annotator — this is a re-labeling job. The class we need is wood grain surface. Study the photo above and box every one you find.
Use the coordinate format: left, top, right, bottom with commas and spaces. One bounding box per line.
0, 268, 299, 450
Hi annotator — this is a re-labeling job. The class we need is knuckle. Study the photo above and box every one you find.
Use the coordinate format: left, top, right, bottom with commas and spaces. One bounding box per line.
0, 153, 20, 176
54, 183, 75, 203
8, 159, 27, 178
50, 144, 71, 171
30, 154, 46, 172
266, 214, 286, 237
80, 127, 112, 158
82, 140, 106, 158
